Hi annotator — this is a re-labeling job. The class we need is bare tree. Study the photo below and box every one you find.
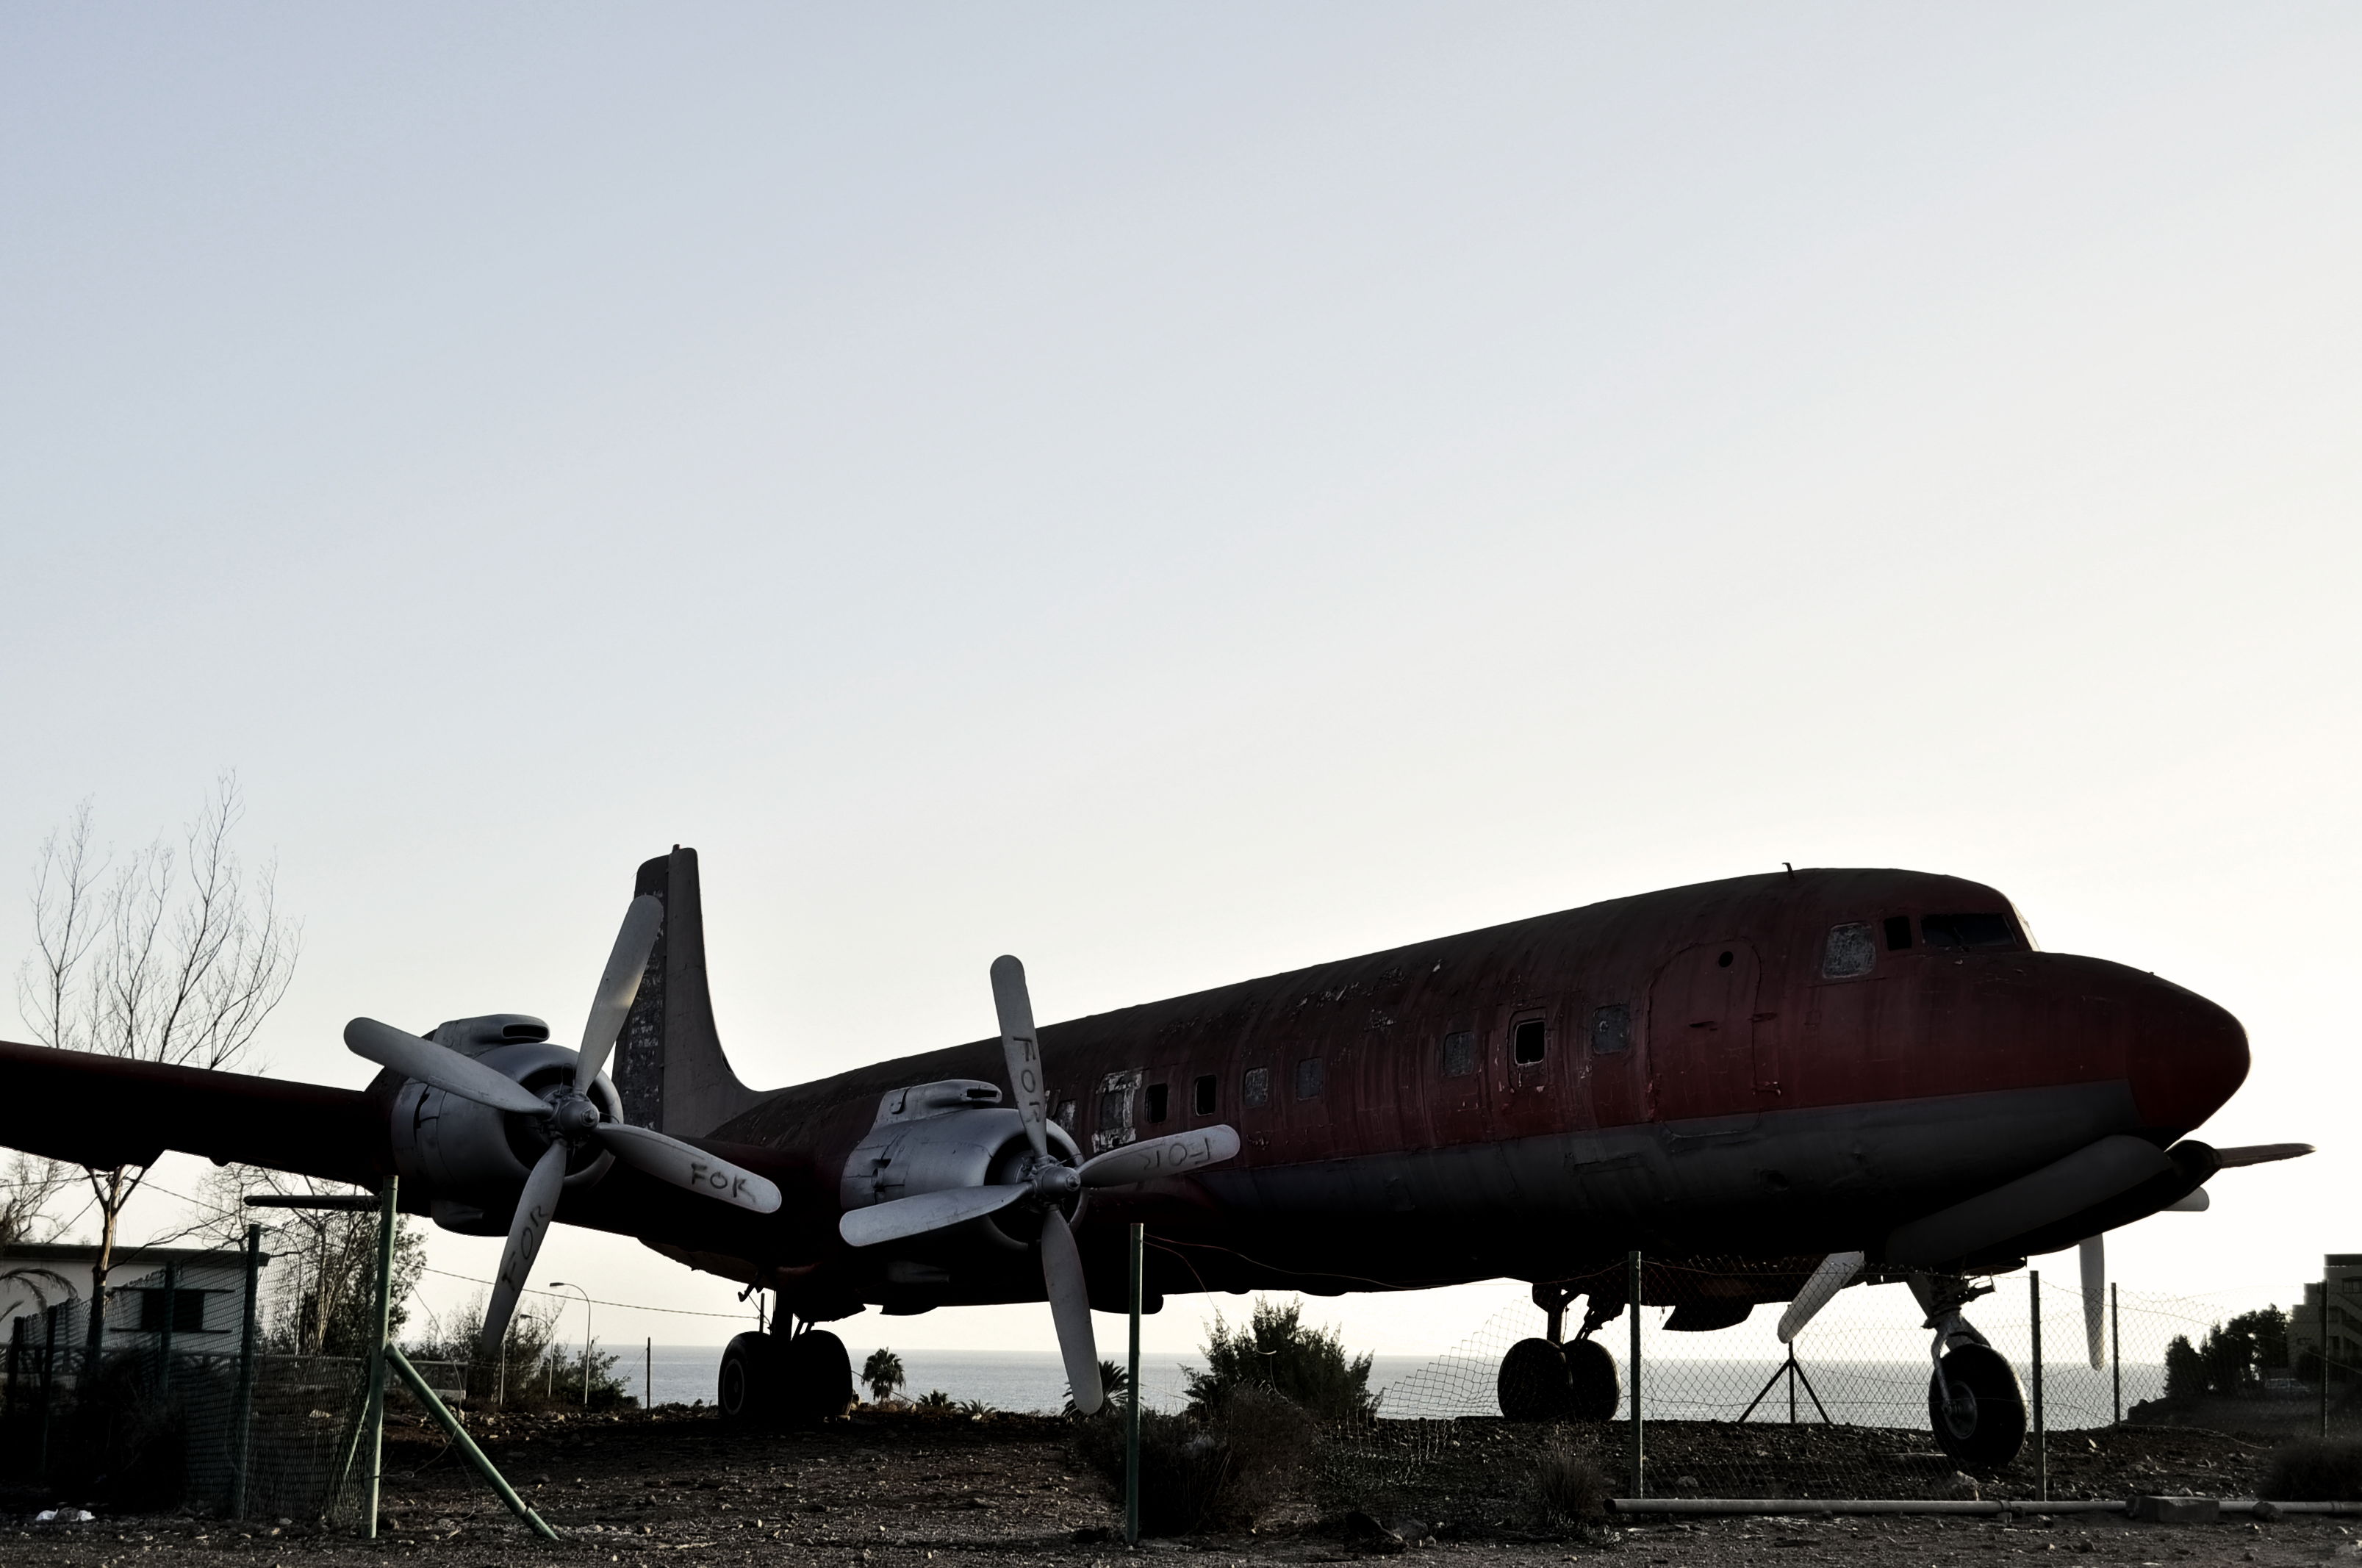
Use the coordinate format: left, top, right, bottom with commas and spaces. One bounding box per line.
15, 775, 300, 1361
0, 1151, 76, 1248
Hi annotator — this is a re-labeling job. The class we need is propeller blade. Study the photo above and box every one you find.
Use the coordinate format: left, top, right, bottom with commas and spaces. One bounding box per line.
2211, 1143, 2313, 1168
592, 1123, 783, 1214
1776, 1250, 1864, 1344
481, 1140, 570, 1362
575, 896, 664, 1093
1077, 1125, 1241, 1188
2080, 1235, 2106, 1370
989, 956, 1052, 1162
838, 1183, 1030, 1248
345, 1017, 551, 1118
1041, 1207, 1102, 1416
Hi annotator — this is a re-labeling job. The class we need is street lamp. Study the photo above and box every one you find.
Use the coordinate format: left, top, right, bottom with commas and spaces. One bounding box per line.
549, 1283, 592, 1409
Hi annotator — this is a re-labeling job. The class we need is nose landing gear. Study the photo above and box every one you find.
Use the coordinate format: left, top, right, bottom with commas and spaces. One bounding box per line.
1498, 1282, 1622, 1422
719, 1317, 855, 1425
1914, 1274, 2025, 1468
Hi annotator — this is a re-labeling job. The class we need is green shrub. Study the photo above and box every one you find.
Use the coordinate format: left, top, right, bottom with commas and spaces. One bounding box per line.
1185, 1299, 1375, 1423
2261, 1439, 2362, 1502
1071, 1385, 1315, 1535
1529, 1438, 1608, 1527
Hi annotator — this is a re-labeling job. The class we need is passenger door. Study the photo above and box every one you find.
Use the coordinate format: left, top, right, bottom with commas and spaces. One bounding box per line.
1647, 940, 1768, 1123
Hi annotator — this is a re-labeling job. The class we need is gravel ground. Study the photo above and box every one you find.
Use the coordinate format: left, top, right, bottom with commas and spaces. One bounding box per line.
4, 1408, 2357, 1567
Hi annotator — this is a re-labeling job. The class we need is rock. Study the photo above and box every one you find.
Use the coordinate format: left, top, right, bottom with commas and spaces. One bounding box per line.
2128, 1495, 2219, 1525
1675, 1475, 1701, 1494
1937, 1472, 1981, 1501
1339, 1511, 1409, 1555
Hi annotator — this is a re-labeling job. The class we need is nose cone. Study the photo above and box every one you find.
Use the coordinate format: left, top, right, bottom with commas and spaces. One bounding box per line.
2126, 977, 2250, 1137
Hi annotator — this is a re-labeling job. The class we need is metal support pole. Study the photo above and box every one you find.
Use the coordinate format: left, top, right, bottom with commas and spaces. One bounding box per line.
362, 1177, 398, 1539
36, 1306, 57, 1481
2322, 1275, 2332, 1440
158, 1258, 179, 1400
1628, 1250, 1644, 1499
2031, 1270, 2045, 1503
1788, 1346, 1797, 1425
1125, 1222, 1144, 1547
384, 1346, 559, 1541
2110, 1282, 2120, 1428
646, 1337, 653, 1411
229, 1223, 262, 1518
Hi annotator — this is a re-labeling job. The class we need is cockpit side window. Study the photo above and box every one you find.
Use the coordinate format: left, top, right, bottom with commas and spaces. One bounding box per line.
1922, 912, 2020, 950
1821, 922, 1876, 978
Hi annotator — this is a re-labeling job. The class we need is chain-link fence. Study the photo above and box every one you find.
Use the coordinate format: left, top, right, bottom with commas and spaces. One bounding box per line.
1337, 1255, 2362, 1504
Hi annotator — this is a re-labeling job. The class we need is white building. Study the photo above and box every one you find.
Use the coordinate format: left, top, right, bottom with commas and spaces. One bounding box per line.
1, 1242, 269, 1369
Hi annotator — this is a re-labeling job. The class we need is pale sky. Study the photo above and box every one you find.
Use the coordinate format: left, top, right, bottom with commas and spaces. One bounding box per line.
3, 5, 2358, 1372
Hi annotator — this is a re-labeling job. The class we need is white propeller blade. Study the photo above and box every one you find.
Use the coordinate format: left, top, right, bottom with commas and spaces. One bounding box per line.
594, 1122, 783, 1214
2162, 1188, 2211, 1212
1077, 1126, 1241, 1188
2080, 1234, 2106, 1369
1041, 1207, 1102, 1416
1777, 1250, 1863, 1343
990, 955, 1051, 1162
481, 1140, 570, 1361
839, 1183, 1030, 1248
345, 1018, 551, 1117
575, 896, 664, 1093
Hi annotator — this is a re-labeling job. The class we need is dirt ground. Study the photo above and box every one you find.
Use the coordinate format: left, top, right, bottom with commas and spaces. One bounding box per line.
5, 1408, 2358, 1567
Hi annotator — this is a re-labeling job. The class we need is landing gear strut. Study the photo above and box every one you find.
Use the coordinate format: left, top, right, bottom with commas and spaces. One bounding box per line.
1914, 1273, 2025, 1468
1498, 1282, 1622, 1422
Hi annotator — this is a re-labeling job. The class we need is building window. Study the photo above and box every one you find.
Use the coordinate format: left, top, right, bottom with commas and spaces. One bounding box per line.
1192, 1075, 1216, 1115
1144, 1083, 1169, 1124
1822, 922, 1876, 978
1590, 1004, 1630, 1055
1884, 915, 1914, 951
1242, 1067, 1270, 1108
137, 1289, 207, 1334
1296, 1058, 1324, 1100
1440, 1031, 1476, 1077
1512, 1018, 1547, 1065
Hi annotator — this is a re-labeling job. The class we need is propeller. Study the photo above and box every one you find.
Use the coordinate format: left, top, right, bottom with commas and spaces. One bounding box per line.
344, 894, 783, 1361
2079, 1234, 2106, 1369
839, 954, 1243, 1416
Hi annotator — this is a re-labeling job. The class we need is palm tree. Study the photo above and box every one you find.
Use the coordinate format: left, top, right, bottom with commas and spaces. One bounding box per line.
1064, 1359, 1131, 1417
861, 1347, 907, 1405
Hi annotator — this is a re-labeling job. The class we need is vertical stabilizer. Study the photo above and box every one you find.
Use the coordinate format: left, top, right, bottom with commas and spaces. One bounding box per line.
611, 847, 765, 1138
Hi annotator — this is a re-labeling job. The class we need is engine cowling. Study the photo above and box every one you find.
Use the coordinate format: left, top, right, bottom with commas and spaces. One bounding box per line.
839, 1079, 1085, 1251
384, 1013, 624, 1235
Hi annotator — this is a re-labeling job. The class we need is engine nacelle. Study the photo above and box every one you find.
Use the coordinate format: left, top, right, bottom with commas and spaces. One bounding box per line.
386, 1013, 624, 1236
839, 1079, 1083, 1251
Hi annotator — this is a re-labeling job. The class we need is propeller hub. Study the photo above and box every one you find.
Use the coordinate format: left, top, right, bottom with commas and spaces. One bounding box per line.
551, 1093, 603, 1140
1030, 1162, 1082, 1201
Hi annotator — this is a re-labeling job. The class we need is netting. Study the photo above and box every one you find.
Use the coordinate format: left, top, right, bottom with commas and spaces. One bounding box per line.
1332, 1256, 2362, 1503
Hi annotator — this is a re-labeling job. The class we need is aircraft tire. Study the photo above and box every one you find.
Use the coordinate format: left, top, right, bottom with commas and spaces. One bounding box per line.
1563, 1337, 1621, 1421
1926, 1343, 2026, 1469
1497, 1337, 1575, 1421
778, 1328, 857, 1424
717, 1332, 778, 1425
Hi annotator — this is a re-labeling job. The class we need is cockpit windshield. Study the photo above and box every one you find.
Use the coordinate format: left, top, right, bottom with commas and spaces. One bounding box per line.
1921, 912, 2020, 950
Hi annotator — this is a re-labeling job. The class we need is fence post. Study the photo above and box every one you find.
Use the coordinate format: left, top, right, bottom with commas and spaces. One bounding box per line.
2110, 1283, 2119, 1428
229, 1222, 262, 1518
37, 1305, 57, 1481
362, 1177, 398, 1539
1124, 1222, 1144, 1547
2031, 1270, 2045, 1503
645, 1337, 653, 1411
1628, 1250, 1644, 1499
2323, 1274, 2332, 1441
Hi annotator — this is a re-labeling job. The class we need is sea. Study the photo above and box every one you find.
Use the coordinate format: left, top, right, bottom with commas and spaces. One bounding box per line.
617, 1345, 2166, 1430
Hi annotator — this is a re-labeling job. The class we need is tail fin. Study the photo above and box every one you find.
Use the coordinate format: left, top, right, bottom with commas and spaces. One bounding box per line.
611, 847, 764, 1137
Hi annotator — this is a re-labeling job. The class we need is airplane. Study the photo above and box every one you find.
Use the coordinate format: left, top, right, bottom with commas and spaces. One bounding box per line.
0, 847, 2308, 1467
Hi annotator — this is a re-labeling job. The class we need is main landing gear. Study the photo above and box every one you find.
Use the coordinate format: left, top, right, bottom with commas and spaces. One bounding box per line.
1498, 1282, 1622, 1422
719, 1321, 855, 1426
1915, 1274, 2025, 1469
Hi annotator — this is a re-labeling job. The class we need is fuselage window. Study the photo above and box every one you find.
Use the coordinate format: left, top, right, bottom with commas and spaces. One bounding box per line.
1821, 922, 1875, 978
1055, 1099, 1077, 1130
1884, 916, 1914, 952
1296, 1058, 1324, 1100
1923, 912, 2018, 950
1590, 1004, 1629, 1054
1440, 1030, 1476, 1077
1512, 1018, 1546, 1065
1144, 1082, 1169, 1124
1242, 1067, 1270, 1108
1192, 1074, 1216, 1115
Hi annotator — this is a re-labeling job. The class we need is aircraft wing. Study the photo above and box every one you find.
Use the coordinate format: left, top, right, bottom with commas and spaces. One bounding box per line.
0, 1038, 386, 1187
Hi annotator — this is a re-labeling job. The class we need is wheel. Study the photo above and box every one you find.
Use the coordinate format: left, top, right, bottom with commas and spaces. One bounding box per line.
1564, 1337, 1620, 1421
717, 1332, 777, 1424
778, 1329, 855, 1424
1927, 1342, 2026, 1468
1498, 1337, 1574, 1420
